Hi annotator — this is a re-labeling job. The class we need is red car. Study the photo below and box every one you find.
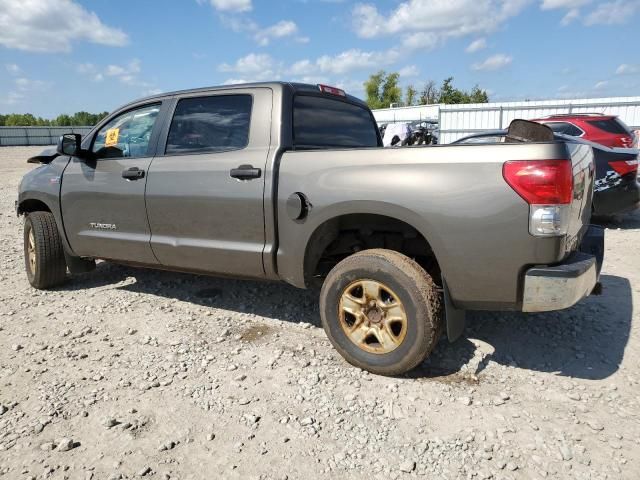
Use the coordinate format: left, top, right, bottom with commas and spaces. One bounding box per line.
533, 114, 635, 148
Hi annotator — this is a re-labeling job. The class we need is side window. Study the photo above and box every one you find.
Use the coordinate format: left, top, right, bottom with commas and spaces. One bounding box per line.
546, 122, 570, 135
165, 95, 252, 155
92, 104, 160, 159
546, 122, 583, 137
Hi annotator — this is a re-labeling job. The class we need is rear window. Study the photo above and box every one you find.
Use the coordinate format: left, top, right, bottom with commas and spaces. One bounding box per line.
587, 118, 631, 135
293, 95, 379, 149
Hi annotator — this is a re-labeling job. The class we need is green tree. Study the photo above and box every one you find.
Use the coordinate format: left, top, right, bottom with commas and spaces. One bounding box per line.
54, 114, 73, 126
0, 111, 109, 127
437, 77, 490, 104
419, 80, 439, 105
405, 85, 417, 106
364, 70, 402, 109
438, 77, 468, 104
468, 85, 489, 103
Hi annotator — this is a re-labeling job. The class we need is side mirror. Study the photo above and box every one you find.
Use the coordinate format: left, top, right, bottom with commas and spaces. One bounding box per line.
57, 133, 82, 156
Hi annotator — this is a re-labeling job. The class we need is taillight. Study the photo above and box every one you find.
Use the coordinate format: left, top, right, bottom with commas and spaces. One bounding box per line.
620, 137, 633, 147
318, 84, 346, 97
608, 159, 638, 176
503, 159, 573, 237
503, 159, 573, 205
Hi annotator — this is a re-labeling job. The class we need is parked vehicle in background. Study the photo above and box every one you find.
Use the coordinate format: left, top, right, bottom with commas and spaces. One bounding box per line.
17, 82, 603, 376
454, 131, 639, 216
533, 114, 635, 148
382, 122, 412, 146
408, 121, 438, 145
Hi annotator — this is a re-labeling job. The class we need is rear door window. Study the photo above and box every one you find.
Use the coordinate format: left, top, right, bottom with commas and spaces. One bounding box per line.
165, 95, 252, 154
293, 95, 380, 149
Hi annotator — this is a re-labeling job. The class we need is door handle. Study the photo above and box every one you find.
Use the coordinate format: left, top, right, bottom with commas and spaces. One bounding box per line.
122, 167, 145, 180
230, 164, 261, 180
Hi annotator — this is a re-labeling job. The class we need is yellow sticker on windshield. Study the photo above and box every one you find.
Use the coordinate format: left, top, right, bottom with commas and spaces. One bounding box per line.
105, 128, 119, 147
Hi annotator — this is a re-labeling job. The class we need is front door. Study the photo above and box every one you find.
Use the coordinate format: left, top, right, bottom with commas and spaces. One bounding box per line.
60, 102, 164, 264
145, 89, 272, 278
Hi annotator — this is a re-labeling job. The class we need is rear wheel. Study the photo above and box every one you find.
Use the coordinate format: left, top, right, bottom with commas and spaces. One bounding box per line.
23, 212, 67, 289
320, 249, 443, 376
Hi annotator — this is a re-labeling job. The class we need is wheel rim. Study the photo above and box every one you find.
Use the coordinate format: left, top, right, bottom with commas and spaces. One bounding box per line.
27, 228, 37, 275
338, 279, 408, 354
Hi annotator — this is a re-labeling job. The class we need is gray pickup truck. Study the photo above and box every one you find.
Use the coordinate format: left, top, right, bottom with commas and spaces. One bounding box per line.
17, 82, 604, 375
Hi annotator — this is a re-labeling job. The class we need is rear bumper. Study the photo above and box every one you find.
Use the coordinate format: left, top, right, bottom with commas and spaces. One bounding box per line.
522, 226, 604, 312
593, 180, 640, 216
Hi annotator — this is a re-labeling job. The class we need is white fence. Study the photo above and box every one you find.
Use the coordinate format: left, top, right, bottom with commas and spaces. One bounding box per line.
372, 96, 640, 144
0, 126, 93, 146
372, 104, 440, 123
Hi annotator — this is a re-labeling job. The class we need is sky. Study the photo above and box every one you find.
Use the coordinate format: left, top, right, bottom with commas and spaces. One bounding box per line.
1, 0, 640, 118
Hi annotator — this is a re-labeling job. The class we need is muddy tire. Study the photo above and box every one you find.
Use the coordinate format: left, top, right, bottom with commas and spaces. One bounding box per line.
24, 212, 67, 289
319, 249, 443, 376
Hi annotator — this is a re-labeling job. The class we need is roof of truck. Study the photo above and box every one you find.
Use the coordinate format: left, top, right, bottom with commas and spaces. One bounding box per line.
129, 81, 368, 108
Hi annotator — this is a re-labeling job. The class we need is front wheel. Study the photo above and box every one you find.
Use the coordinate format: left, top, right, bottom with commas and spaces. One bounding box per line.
319, 249, 443, 376
23, 212, 67, 289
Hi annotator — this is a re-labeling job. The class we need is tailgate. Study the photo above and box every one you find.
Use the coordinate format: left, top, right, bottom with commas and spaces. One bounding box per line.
563, 141, 595, 254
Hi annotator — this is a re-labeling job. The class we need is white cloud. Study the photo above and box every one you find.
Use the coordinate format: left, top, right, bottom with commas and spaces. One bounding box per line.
466, 38, 487, 53
220, 48, 400, 87
219, 53, 275, 74
471, 53, 513, 71
594, 80, 608, 89
255, 20, 299, 46
541, 0, 640, 25
77, 59, 152, 88
0, 0, 128, 52
0, 91, 25, 105
560, 8, 581, 24
200, 0, 252, 12
584, 0, 640, 25
1, 75, 49, 105
616, 63, 640, 75
5, 63, 21, 75
14, 77, 47, 91
399, 65, 420, 77
315, 48, 401, 75
352, 0, 530, 47
540, 0, 591, 9
401, 32, 439, 50
220, 15, 308, 46
104, 59, 142, 84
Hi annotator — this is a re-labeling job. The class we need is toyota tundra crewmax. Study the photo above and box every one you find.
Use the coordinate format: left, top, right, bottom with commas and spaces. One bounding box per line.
17, 82, 604, 376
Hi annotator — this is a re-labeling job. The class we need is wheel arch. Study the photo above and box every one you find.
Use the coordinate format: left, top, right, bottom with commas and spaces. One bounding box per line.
302, 209, 443, 288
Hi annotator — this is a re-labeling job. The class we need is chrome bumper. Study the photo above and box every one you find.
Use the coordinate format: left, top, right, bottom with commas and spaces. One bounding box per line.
522, 252, 597, 312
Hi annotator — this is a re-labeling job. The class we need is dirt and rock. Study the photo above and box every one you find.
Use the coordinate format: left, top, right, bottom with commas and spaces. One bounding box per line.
1, 146, 639, 479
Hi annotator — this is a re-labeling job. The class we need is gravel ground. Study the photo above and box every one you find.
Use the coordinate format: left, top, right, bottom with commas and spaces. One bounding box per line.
1, 146, 639, 480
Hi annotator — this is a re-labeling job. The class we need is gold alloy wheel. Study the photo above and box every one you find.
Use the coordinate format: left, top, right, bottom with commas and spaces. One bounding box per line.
27, 228, 36, 275
338, 279, 408, 354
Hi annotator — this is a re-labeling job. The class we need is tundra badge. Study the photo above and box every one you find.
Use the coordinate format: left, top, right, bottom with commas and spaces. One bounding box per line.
89, 222, 117, 230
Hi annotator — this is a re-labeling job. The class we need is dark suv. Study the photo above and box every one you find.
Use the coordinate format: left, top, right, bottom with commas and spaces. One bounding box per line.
533, 114, 635, 149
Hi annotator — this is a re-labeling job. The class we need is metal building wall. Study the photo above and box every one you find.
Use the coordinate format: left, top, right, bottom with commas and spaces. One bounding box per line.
372, 104, 440, 123
372, 96, 640, 144
0, 126, 93, 147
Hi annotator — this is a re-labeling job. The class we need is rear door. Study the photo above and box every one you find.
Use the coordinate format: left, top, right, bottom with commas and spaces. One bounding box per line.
145, 88, 272, 277
60, 102, 166, 263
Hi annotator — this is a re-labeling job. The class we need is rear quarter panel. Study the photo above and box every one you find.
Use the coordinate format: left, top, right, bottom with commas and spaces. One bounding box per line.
276, 142, 591, 310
